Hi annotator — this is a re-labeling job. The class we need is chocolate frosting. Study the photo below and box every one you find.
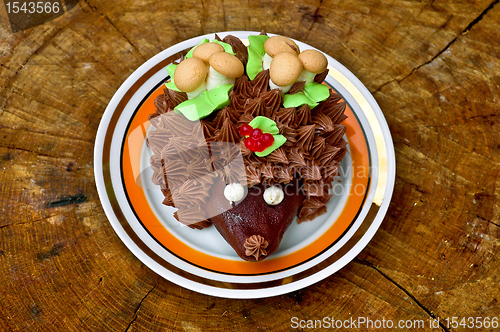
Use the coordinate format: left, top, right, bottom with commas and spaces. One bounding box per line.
223, 35, 249, 66
299, 162, 322, 181
310, 136, 326, 159
288, 81, 305, 95
314, 69, 329, 84
244, 235, 268, 261
324, 101, 348, 124
175, 205, 211, 229
212, 118, 239, 144
162, 189, 175, 207
147, 33, 349, 227
288, 148, 307, 167
245, 165, 262, 187
267, 148, 289, 165
298, 196, 328, 221
312, 114, 335, 135
296, 104, 312, 126
232, 75, 253, 101
261, 89, 283, 118
251, 69, 270, 97
273, 165, 294, 184
323, 125, 346, 146
295, 125, 316, 152
199, 120, 216, 138
311, 92, 343, 117
212, 107, 240, 129
243, 98, 266, 117
150, 88, 187, 121
275, 107, 296, 128
236, 113, 255, 128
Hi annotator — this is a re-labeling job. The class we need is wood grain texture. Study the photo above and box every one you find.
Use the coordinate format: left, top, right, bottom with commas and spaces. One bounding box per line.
1, 0, 499, 331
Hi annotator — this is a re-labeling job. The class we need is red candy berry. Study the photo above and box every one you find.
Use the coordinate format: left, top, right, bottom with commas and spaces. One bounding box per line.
250, 128, 263, 139
239, 124, 253, 136
254, 140, 265, 152
243, 126, 275, 153
244, 137, 256, 151
262, 133, 274, 148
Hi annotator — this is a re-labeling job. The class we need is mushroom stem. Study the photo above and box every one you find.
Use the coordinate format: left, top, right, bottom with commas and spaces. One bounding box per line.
206, 66, 235, 91
262, 53, 273, 71
297, 69, 316, 84
269, 78, 293, 93
186, 81, 207, 99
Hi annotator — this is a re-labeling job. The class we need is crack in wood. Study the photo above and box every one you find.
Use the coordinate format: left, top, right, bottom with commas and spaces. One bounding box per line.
1, 95, 94, 138
101, 16, 146, 61
222, 1, 227, 32
0, 145, 54, 158
124, 278, 160, 332
0, 220, 34, 229
475, 214, 500, 228
0, 25, 69, 97
355, 258, 450, 332
80, 0, 145, 61
0, 120, 94, 145
80, 0, 97, 11
304, 0, 324, 41
373, 0, 500, 94
48, 194, 88, 208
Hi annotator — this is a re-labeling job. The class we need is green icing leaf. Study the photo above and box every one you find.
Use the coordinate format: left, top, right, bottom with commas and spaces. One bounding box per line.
174, 84, 233, 121
206, 84, 233, 108
283, 82, 330, 108
283, 93, 311, 108
166, 63, 177, 78
249, 116, 279, 135
165, 81, 181, 92
246, 47, 263, 80
164, 64, 181, 92
248, 35, 268, 56
246, 35, 269, 80
247, 116, 285, 156
211, 40, 235, 55
185, 39, 209, 59
255, 135, 286, 157
304, 82, 330, 102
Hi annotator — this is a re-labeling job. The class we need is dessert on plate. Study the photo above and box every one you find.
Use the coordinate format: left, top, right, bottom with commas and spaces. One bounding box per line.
146, 32, 348, 261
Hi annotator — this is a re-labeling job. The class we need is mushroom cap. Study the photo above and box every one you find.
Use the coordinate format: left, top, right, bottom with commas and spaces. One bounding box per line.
173, 57, 207, 92
192, 42, 225, 62
209, 52, 244, 78
298, 49, 328, 74
269, 52, 303, 86
264, 36, 300, 57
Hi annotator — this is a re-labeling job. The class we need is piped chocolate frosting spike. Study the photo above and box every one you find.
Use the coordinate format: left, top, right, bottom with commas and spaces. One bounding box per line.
244, 235, 269, 261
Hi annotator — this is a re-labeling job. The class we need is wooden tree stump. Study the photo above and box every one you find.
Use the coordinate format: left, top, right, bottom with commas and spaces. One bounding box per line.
1, 0, 500, 330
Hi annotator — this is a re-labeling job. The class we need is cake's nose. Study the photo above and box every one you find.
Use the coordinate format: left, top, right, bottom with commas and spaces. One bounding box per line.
244, 235, 269, 261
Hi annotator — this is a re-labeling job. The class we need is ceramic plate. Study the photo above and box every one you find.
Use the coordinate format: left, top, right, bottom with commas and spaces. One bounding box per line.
94, 31, 395, 299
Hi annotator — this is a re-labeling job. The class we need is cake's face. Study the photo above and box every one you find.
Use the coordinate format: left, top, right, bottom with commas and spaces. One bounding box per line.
147, 32, 348, 261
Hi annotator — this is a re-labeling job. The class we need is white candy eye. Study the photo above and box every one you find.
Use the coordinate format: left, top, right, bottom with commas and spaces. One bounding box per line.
224, 183, 244, 203
263, 186, 284, 205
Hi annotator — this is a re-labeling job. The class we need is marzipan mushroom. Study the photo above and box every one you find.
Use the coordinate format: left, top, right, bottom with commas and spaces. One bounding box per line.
209, 52, 245, 78
174, 57, 207, 97
193, 42, 225, 62
269, 52, 303, 93
206, 52, 244, 90
297, 49, 328, 84
262, 36, 300, 71
264, 36, 300, 57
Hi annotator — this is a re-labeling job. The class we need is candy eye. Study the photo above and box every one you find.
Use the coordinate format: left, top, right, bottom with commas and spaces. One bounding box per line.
263, 186, 284, 205
224, 183, 244, 204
